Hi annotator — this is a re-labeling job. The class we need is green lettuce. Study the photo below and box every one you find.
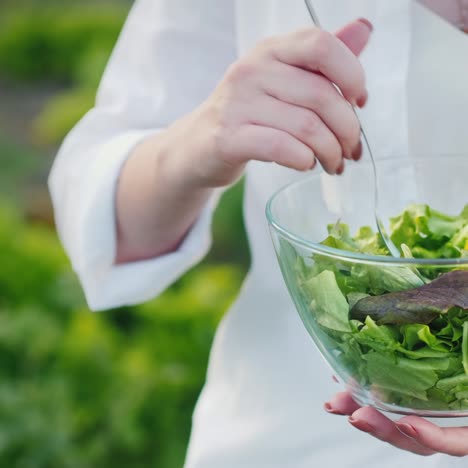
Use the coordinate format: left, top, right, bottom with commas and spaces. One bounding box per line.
303, 270, 351, 333
390, 204, 465, 252
297, 203, 468, 411
363, 352, 438, 401
463, 321, 468, 375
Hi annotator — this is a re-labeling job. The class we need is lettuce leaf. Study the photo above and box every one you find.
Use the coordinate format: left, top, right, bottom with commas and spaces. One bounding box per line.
303, 270, 351, 333
350, 271, 468, 325
313, 223, 424, 296
401, 324, 452, 352
390, 204, 465, 251
363, 352, 439, 401
463, 321, 468, 375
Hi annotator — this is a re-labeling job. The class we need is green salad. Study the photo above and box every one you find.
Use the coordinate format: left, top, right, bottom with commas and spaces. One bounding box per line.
296, 204, 468, 411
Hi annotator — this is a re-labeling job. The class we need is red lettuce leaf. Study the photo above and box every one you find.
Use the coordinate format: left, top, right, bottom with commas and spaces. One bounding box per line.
350, 270, 468, 325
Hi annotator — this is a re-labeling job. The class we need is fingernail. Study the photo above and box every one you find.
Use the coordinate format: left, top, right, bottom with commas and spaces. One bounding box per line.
332, 375, 339, 383
352, 141, 363, 161
396, 422, 418, 439
349, 417, 374, 433
324, 403, 341, 415
358, 18, 374, 32
336, 160, 345, 175
357, 90, 368, 108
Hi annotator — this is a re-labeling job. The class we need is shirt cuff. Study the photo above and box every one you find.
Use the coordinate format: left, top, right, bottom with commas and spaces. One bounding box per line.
73, 130, 219, 311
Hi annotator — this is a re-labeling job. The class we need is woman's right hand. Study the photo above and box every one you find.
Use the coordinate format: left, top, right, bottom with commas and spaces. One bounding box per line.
116, 19, 373, 262
172, 18, 373, 189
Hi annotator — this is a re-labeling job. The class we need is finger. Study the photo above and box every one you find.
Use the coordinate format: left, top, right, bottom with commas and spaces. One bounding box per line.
250, 96, 343, 174
397, 416, 468, 457
335, 18, 373, 56
334, 18, 372, 108
268, 21, 369, 104
324, 392, 361, 415
349, 407, 436, 456
262, 62, 361, 158
233, 124, 316, 171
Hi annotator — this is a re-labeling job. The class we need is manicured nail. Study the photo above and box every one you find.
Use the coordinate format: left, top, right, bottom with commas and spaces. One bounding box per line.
324, 403, 341, 414
358, 18, 374, 32
357, 90, 368, 108
349, 417, 374, 433
396, 422, 418, 439
336, 163, 344, 175
332, 375, 339, 383
352, 141, 363, 161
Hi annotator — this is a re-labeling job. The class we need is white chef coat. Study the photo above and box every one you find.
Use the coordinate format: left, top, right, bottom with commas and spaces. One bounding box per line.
49, 1, 468, 466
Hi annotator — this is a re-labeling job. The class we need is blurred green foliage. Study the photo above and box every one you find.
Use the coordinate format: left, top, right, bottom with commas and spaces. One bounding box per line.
209, 182, 251, 267
0, 135, 40, 200
0, 5, 127, 85
0, 4, 130, 146
31, 88, 95, 146
0, 202, 244, 467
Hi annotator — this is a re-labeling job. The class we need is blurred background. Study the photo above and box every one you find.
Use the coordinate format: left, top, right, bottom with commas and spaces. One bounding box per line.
0, 1, 249, 466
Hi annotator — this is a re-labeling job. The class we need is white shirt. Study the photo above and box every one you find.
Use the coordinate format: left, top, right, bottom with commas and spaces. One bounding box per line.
49, 1, 468, 467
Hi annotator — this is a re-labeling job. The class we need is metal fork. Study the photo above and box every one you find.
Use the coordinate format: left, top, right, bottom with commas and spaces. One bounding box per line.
304, 0, 400, 257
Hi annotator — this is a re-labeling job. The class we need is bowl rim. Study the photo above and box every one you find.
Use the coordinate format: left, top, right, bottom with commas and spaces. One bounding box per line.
265, 155, 468, 267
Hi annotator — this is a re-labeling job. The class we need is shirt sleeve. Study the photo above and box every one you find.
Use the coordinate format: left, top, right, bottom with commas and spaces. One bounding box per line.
48, 0, 237, 311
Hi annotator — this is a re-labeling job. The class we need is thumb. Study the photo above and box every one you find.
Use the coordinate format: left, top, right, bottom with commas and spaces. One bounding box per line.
335, 18, 373, 56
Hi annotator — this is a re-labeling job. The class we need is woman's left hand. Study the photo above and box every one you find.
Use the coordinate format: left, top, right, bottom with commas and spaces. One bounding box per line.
325, 391, 468, 457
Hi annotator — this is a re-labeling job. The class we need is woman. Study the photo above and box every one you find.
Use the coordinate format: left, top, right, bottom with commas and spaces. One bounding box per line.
49, 0, 468, 465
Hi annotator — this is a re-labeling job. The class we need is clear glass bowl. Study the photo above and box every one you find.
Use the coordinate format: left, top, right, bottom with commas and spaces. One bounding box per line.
266, 155, 468, 418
